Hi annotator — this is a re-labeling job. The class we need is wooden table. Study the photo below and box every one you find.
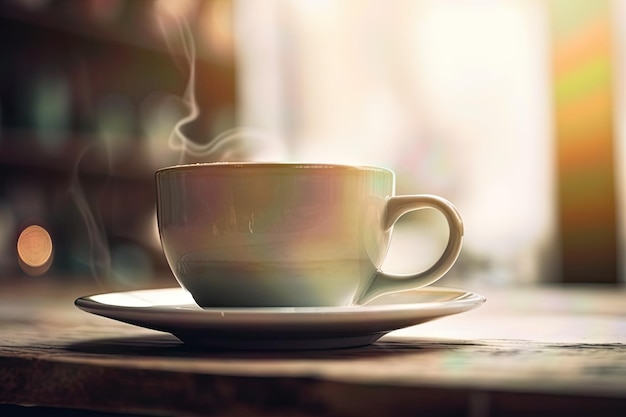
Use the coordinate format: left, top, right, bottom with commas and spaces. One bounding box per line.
1, 278, 625, 416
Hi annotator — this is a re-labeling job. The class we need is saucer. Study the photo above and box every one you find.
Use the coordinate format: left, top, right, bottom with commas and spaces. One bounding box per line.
75, 287, 485, 350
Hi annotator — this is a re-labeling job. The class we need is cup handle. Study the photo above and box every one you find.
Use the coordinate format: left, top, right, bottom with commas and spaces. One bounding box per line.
357, 194, 464, 305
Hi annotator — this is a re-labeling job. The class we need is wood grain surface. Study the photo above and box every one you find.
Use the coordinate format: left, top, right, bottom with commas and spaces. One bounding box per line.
1, 279, 625, 416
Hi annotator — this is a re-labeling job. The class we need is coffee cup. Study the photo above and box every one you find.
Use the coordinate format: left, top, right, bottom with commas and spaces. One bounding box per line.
155, 162, 463, 307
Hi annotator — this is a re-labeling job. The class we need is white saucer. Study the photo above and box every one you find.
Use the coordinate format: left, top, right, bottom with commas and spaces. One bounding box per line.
75, 287, 485, 350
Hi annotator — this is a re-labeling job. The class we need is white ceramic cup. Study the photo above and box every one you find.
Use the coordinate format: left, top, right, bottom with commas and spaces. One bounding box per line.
156, 163, 463, 307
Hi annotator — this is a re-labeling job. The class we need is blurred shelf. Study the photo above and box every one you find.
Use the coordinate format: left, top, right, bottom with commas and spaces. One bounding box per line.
0, 0, 233, 66
0, 0, 238, 279
0, 131, 163, 182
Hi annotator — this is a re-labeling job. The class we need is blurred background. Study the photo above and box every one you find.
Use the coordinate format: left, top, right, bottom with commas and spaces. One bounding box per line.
0, 0, 624, 290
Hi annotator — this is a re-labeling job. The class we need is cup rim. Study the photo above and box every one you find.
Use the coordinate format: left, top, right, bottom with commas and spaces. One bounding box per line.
155, 162, 393, 175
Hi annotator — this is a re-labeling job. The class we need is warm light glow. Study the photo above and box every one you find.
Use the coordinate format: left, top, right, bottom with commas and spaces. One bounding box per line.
154, 0, 198, 20
17, 225, 53, 276
236, 0, 554, 284
199, 0, 234, 61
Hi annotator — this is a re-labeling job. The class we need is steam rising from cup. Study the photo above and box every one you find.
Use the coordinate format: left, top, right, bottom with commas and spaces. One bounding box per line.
67, 5, 287, 286
70, 145, 111, 284
156, 4, 287, 164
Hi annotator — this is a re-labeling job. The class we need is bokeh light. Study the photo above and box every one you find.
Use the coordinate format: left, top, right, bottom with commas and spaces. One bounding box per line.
17, 225, 53, 276
110, 243, 152, 288
97, 93, 136, 152
29, 72, 70, 154
139, 91, 186, 168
